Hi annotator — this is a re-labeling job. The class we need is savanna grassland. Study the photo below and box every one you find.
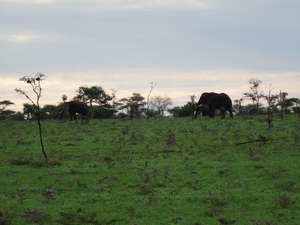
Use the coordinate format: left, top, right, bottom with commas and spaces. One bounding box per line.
0, 115, 299, 225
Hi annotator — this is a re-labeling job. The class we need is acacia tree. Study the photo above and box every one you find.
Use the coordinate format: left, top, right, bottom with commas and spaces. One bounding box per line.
244, 78, 263, 114
75, 86, 112, 105
0, 100, 14, 112
282, 97, 300, 114
0, 100, 15, 119
149, 95, 173, 117
75, 86, 113, 119
15, 73, 47, 160
119, 93, 145, 119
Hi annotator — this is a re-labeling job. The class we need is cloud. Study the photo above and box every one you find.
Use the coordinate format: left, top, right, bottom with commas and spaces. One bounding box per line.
1, 0, 212, 11
0, 32, 73, 43
0, 34, 40, 43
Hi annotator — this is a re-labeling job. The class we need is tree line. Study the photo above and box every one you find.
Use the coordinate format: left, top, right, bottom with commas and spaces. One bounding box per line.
1, 77, 299, 121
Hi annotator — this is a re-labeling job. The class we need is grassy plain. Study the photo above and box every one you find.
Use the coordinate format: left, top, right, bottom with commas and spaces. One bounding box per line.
0, 115, 299, 225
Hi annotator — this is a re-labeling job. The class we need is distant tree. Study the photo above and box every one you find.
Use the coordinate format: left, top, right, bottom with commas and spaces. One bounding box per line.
11, 112, 25, 121
0, 100, 15, 119
264, 85, 278, 128
282, 97, 300, 114
177, 102, 196, 117
244, 78, 263, 114
243, 103, 264, 115
75, 86, 112, 105
0, 100, 14, 112
276, 91, 287, 118
110, 89, 120, 121
146, 82, 156, 119
40, 104, 60, 119
75, 86, 113, 119
291, 98, 300, 114
23, 103, 36, 119
15, 73, 47, 160
233, 98, 244, 115
0, 109, 15, 119
149, 95, 173, 117
119, 93, 145, 119
168, 106, 181, 117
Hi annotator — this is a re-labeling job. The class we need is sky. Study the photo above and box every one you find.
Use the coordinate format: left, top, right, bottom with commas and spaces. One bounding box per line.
1, 0, 299, 112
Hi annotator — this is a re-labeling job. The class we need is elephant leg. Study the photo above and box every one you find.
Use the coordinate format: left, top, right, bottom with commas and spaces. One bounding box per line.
220, 106, 226, 118
220, 110, 226, 119
194, 108, 199, 119
60, 110, 64, 120
209, 106, 214, 118
69, 111, 76, 120
229, 110, 234, 118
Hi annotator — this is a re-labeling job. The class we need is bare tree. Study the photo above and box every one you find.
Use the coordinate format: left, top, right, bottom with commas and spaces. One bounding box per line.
149, 95, 173, 117
15, 73, 47, 160
264, 85, 278, 128
146, 82, 156, 119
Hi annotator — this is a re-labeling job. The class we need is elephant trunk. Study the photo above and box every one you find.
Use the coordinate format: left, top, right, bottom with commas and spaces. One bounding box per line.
194, 104, 202, 119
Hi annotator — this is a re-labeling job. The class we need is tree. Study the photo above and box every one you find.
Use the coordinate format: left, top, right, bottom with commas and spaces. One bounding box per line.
283, 97, 300, 114
23, 103, 36, 119
233, 98, 244, 115
0, 100, 14, 112
149, 95, 173, 117
110, 89, 121, 121
146, 82, 156, 119
291, 98, 300, 114
15, 73, 47, 160
75, 86, 113, 119
40, 104, 60, 119
0, 100, 15, 119
75, 86, 112, 105
168, 106, 181, 117
177, 102, 197, 117
244, 78, 263, 114
119, 93, 145, 119
264, 85, 278, 128
277, 91, 288, 117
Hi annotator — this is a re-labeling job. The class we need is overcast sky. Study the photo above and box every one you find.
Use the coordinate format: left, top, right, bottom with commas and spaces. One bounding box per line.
1, 0, 299, 111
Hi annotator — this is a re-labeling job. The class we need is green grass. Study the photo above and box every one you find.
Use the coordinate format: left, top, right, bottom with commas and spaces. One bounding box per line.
0, 115, 299, 225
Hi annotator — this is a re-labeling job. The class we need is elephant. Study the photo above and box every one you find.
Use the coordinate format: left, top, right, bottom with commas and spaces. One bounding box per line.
60, 101, 89, 121
194, 92, 233, 119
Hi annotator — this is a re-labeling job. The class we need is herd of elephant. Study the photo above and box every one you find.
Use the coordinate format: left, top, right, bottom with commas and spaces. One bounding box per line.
60, 92, 234, 121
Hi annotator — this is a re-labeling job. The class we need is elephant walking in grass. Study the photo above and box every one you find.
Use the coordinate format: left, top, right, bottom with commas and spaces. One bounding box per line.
60, 101, 89, 121
194, 92, 233, 119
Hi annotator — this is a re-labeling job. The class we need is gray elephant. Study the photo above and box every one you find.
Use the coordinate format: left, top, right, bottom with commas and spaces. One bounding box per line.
194, 92, 233, 119
60, 101, 89, 121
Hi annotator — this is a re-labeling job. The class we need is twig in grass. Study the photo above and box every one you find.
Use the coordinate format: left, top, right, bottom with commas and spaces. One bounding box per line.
235, 135, 268, 145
